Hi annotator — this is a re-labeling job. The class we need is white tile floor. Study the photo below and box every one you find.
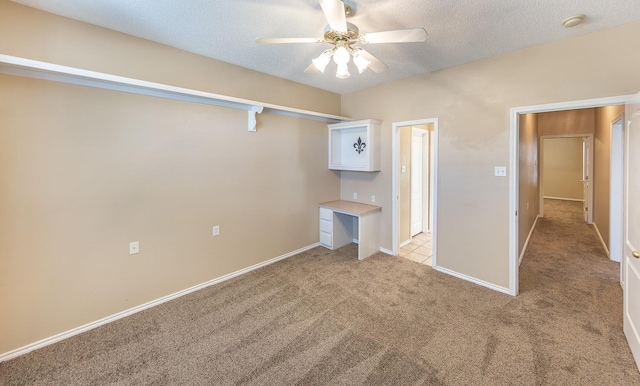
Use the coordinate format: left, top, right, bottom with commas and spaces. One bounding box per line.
399, 232, 433, 267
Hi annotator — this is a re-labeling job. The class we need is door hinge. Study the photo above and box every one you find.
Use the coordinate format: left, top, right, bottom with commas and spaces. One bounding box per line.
515, 210, 518, 216
585, 207, 588, 212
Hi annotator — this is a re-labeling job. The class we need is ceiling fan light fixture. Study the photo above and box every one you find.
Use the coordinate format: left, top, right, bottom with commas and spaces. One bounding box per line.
336, 63, 350, 79
312, 50, 332, 72
256, 0, 427, 80
333, 44, 351, 65
353, 52, 370, 73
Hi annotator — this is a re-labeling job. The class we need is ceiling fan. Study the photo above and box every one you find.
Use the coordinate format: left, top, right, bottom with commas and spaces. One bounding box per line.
255, 0, 427, 79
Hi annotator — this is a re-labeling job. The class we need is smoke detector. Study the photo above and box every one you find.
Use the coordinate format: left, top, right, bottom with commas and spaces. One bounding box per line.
563, 14, 585, 28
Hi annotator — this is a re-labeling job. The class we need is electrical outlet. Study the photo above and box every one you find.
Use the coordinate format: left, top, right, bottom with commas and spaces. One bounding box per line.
371, 195, 376, 203
353, 192, 358, 200
213, 225, 220, 236
129, 241, 139, 255
494, 166, 507, 177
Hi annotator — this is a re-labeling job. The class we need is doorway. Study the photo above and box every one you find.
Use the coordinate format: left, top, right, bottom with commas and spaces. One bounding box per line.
539, 135, 593, 223
509, 95, 632, 296
392, 118, 438, 265
410, 128, 427, 237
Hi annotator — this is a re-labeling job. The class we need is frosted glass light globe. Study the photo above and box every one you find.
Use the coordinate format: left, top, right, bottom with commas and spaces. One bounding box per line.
333, 46, 351, 65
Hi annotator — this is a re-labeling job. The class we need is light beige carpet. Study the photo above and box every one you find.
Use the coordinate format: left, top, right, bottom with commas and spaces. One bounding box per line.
1, 199, 639, 385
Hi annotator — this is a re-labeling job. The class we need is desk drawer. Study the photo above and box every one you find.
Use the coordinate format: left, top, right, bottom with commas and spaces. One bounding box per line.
320, 219, 333, 234
320, 231, 332, 248
320, 208, 333, 221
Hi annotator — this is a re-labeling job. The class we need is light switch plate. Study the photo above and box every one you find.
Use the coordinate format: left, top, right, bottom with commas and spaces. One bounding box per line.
494, 166, 507, 177
213, 226, 220, 236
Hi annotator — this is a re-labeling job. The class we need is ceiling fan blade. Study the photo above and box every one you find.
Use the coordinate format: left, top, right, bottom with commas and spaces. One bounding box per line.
358, 49, 388, 73
319, 0, 347, 32
361, 28, 428, 44
256, 38, 321, 44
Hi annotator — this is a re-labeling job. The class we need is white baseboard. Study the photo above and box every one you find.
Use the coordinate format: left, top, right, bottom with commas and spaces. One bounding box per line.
0, 242, 320, 363
434, 266, 512, 296
379, 247, 394, 255
519, 215, 540, 266
592, 223, 610, 257
399, 239, 411, 248
543, 196, 584, 202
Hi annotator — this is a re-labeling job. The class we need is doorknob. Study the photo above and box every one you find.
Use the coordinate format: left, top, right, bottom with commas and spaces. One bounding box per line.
634, 251, 640, 259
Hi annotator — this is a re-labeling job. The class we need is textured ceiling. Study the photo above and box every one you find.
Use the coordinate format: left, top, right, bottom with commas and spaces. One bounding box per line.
11, 0, 640, 94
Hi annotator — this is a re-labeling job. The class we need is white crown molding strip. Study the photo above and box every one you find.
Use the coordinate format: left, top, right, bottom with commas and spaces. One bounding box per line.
0, 242, 320, 363
434, 266, 512, 296
0, 54, 351, 129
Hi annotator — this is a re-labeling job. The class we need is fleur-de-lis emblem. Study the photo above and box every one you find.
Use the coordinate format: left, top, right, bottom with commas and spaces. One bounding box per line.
353, 137, 366, 154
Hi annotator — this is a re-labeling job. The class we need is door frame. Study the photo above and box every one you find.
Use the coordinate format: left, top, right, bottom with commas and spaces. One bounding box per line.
623, 91, 640, 371
509, 95, 633, 296
611, 114, 625, 267
410, 127, 430, 236
392, 118, 439, 261
538, 134, 594, 222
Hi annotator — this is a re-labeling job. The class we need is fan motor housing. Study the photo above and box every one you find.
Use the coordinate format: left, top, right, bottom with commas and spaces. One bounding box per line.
324, 22, 360, 43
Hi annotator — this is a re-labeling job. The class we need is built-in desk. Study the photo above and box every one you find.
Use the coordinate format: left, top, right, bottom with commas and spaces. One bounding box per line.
319, 200, 381, 260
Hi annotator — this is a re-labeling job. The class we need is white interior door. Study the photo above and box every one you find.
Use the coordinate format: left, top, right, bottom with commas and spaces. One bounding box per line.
411, 130, 423, 236
623, 91, 640, 370
582, 137, 591, 222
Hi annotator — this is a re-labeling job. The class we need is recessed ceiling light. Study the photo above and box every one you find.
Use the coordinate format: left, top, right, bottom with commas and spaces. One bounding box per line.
563, 14, 585, 28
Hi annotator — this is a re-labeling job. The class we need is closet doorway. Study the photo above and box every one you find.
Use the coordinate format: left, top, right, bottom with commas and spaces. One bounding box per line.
392, 118, 438, 266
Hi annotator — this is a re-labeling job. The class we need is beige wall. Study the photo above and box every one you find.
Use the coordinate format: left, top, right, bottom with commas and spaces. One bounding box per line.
518, 114, 539, 255
538, 109, 595, 137
0, 2, 341, 354
593, 105, 625, 249
399, 126, 412, 243
341, 21, 640, 289
542, 138, 584, 200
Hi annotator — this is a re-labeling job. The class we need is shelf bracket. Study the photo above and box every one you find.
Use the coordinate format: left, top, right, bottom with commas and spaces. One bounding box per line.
248, 105, 264, 132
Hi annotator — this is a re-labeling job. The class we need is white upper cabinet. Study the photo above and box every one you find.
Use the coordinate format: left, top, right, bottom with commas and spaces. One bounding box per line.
328, 119, 381, 172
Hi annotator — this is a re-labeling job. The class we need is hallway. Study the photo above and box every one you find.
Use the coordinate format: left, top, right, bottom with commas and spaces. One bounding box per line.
518, 199, 639, 382
520, 199, 615, 292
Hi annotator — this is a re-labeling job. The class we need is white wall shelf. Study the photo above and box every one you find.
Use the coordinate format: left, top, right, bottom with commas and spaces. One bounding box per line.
328, 119, 381, 171
0, 54, 352, 131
